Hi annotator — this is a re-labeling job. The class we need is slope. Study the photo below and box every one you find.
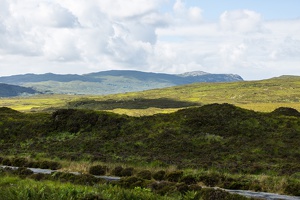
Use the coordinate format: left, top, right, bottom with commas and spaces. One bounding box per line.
65, 75, 300, 114
0, 83, 39, 97
0, 70, 243, 95
0, 104, 299, 176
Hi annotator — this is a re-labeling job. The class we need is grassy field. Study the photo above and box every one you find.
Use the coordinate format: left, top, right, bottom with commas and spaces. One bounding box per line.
1, 76, 299, 115
1, 76, 300, 198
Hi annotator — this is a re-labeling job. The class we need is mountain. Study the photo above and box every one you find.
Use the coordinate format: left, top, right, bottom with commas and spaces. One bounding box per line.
0, 70, 243, 95
0, 83, 39, 97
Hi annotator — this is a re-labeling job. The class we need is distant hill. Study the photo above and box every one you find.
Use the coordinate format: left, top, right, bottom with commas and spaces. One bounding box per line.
62, 75, 300, 114
0, 83, 39, 97
0, 70, 243, 95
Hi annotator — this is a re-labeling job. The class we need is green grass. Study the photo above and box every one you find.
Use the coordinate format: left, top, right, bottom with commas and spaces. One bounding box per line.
0, 76, 300, 198
1, 76, 299, 115
0, 174, 177, 200
1, 104, 300, 177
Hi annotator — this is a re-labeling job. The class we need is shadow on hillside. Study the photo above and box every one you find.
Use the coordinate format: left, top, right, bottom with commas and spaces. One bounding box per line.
66, 98, 201, 110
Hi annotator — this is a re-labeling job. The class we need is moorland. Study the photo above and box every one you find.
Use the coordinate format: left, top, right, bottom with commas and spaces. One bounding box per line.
0, 70, 243, 95
0, 75, 300, 199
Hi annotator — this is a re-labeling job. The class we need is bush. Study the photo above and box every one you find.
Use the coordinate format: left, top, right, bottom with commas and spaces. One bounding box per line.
153, 170, 166, 181
52, 171, 102, 186
118, 176, 145, 189
150, 181, 176, 195
29, 173, 49, 181
166, 170, 183, 182
285, 180, 300, 196
26, 161, 40, 168
39, 160, 61, 170
89, 165, 108, 176
0, 156, 3, 164
137, 170, 152, 180
2, 158, 12, 166
200, 188, 227, 200
79, 194, 105, 200
272, 107, 300, 117
14, 167, 33, 177
120, 167, 134, 177
181, 175, 198, 185
52, 172, 76, 182
176, 183, 189, 194
11, 157, 28, 167
112, 166, 123, 176
188, 184, 202, 191
73, 174, 101, 186
198, 173, 222, 187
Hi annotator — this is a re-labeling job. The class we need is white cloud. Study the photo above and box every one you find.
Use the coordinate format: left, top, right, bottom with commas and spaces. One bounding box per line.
173, 0, 203, 24
0, 1, 299, 80
220, 10, 263, 33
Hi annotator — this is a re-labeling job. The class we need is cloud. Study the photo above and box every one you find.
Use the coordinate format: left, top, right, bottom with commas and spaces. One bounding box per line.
173, 0, 203, 24
0, 1, 299, 80
220, 10, 263, 33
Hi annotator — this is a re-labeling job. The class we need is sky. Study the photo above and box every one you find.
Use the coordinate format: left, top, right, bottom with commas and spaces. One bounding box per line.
0, 0, 300, 80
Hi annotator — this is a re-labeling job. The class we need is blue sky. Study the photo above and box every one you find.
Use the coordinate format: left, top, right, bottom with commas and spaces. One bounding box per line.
181, 0, 300, 20
0, 0, 299, 80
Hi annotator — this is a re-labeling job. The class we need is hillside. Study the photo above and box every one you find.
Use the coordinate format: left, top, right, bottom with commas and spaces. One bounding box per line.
0, 70, 243, 95
0, 75, 299, 114
0, 83, 39, 97
0, 104, 300, 177
61, 75, 300, 114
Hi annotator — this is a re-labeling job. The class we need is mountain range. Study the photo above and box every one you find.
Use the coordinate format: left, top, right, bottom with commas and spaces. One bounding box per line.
0, 70, 243, 96
0, 83, 39, 97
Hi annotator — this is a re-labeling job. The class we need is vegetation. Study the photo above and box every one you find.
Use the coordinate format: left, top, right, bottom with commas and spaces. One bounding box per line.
0, 75, 299, 115
0, 83, 39, 97
0, 167, 262, 200
0, 103, 300, 197
0, 70, 242, 95
0, 75, 299, 198
2, 104, 300, 176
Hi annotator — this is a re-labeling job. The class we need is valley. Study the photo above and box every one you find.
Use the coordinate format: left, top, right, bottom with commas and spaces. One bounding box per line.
0, 75, 299, 199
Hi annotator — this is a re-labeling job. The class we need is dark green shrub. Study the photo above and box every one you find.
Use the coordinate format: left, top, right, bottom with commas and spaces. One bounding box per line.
200, 188, 245, 200
88, 165, 108, 176
181, 175, 197, 185
51, 171, 102, 186
137, 170, 152, 180
150, 181, 176, 195
79, 194, 105, 200
39, 160, 61, 170
226, 182, 245, 190
56, 172, 77, 183
118, 176, 144, 189
188, 184, 202, 191
285, 180, 300, 196
176, 183, 189, 194
200, 188, 225, 200
11, 157, 28, 167
112, 166, 123, 176
48, 161, 62, 170
120, 167, 134, 177
26, 161, 40, 168
29, 173, 49, 181
73, 174, 101, 186
166, 170, 183, 182
2, 158, 11, 166
0, 156, 3, 164
272, 107, 300, 117
14, 167, 33, 177
198, 173, 222, 187
153, 170, 166, 181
